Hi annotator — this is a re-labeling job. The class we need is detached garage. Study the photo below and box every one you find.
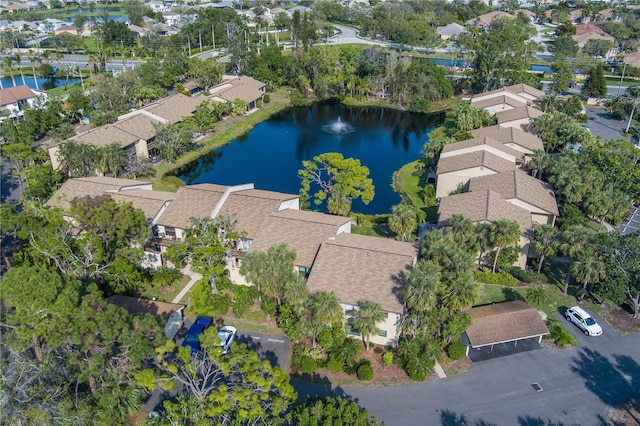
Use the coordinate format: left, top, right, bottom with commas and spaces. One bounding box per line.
463, 300, 549, 357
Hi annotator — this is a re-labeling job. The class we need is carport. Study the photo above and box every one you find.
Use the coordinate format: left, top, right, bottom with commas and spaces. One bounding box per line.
463, 300, 549, 357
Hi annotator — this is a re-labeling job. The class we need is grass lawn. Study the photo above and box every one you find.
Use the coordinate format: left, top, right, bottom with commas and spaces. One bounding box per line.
396, 161, 423, 207
84, 37, 98, 54
139, 274, 191, 303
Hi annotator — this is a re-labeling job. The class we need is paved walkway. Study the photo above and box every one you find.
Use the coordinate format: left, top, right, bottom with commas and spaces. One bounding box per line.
171, 264, 203, 304
433, 361, 447, 379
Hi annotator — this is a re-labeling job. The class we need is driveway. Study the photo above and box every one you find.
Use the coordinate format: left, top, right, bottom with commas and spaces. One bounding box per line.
585, 106, 628, 141
293, 316, 640, 425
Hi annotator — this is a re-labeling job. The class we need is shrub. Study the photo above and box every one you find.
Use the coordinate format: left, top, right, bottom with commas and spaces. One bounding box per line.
510, 267, 548, 284
151, 266, 181, 287
327, 357, 344, 373
474, 270, 517, 286
318, 325, 347, 352
263, 94, 271, 103
211, 294, 231, 315
300, 356, 317, 374
256, 100, 263, 108
232, 285, 257, 318
546, 318, 577, 347
277, 304, 304, 341
382, 352, 393, 368
525, 287, 546, 307
373, 346, 384, 355
261, 296, 277, 319
356, 360, 374, 381
447, 342, 466, 361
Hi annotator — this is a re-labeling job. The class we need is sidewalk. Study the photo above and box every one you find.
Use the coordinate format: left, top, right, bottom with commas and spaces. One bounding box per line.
171, 264, 203, 304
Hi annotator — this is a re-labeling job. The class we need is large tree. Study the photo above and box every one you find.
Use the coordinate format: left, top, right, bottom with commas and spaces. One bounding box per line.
388, 203, 418, 242
240, 243, 297, 308
298, 152, 375, 216
455, 17, 541, 93
137, 332, 296, 424
582, 63, 607, 99
286, 396, 382, 426
531, 224, 558, 273
489, 219, 520, 273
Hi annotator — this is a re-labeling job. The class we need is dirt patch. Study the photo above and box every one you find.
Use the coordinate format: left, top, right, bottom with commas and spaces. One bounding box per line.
599, 303, 640, 336
441, 356, 472, 376
603, 399, 640, 426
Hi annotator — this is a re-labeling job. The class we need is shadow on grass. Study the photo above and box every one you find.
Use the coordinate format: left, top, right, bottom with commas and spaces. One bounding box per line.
502, 287, 524, 302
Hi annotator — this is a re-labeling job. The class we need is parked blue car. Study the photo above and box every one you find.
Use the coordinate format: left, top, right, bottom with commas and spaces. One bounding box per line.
180, 316, 213, 356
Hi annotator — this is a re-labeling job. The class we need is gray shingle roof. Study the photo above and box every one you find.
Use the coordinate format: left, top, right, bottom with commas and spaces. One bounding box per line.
156, 184, 228, 229
466, 300, 549, 347
209, 76, 265, 104
305, 233, 417, 313
471, 95, 527, 110
468, 170, 559, 216
109, 189, 175, 221
495, 105, 544, 124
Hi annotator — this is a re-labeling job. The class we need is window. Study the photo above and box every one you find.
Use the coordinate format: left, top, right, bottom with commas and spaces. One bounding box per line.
346, 322, 360, 336
298, 266, 310, 277
165, 227, 176, 238
378, 330, 387, 337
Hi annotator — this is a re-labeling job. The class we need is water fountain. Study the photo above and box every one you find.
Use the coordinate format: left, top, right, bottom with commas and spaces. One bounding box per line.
321, 116, 355, 135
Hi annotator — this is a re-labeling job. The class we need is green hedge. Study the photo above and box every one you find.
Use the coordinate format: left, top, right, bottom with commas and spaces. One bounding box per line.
546, 318, 577, 347
356, 360, 374, 381
474, 270, 518, 286
447, 342, 466, 361
510, 267, 548, 284
231, 285, 258, 318
300, 356, 318, 374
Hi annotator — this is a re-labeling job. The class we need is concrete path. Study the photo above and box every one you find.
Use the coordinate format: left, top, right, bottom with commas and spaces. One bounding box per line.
433, 361, 447, 379
171, 264, 203, 304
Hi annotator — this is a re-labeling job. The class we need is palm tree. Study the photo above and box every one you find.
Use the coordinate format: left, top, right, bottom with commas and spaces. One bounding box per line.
571, 249, 606, 300
445, 213, 477, 252
4, 56, 17, 87
527, 149, 546, 179
475, 222, 493, 267
489, 220, 520, 273
29, 54, 40, 90
351, 300, 386, 351
282, 273, 308, 316
558, 225, 597, 294
388, 203, 418, 242
303, 291, 342, 349
240, 243, 296, 309
532, 224, 558, 274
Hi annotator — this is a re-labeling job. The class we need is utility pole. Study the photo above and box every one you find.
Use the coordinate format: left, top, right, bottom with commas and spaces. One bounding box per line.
617, 60, 627, 96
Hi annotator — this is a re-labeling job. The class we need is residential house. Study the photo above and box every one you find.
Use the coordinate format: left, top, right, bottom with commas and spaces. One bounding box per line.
48, 92, 205, 168
435, 150, 517, 198
465, 11, 514, 28
471, 95, 527, 114
572, 24, 616, 52
246, 209, 351, 280
0, 85, 45, 121
470, 125, 545, 161
495, 105, 544, 131
503, 84, 545, 104
127, 24, 148, 38
150, 23, 177, 37
144, 0, 169, 13
440, 136, 526, 165
54, 25, 80, 36
438, 189, 533, 267
467, 170, 559, 226
436, 23, 465, 41
209, 76, 266, 112
305, 233, 417, 347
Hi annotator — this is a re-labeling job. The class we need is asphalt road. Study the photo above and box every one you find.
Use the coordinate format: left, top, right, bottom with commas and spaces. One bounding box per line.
584, 105, 628, 141
294, 309, 640, 426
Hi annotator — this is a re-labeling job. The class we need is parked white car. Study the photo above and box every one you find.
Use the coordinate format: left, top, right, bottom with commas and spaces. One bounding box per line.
565, 306, 602, 336
216, 325, 237, 354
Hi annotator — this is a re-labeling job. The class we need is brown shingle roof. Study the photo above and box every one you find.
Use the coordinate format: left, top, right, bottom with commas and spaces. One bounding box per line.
471, 95, 527, 111
109, 189, 175, 221
0, 85, 37, 106
209, 76, 265, 104
495, 105, 544, 124
441, 136, 525, 162
503, 84, 546, 100
219, 189, 298, 237
437, 150, 516, 175
156, 184, 228, 229
249, 209, 351, 268
466, 11, 514, 26
470, 125, 545, 153
468, 170, 559, 216
46, 177, 152, 211
438, 190, 533, 235
142, 93, 204, 123
107, 295, 184, 320
73, 123, 141, 148
112, 114, 160, 141
471, 87, 531, 104
306, 233, 417, 313
466, 301, 549, 347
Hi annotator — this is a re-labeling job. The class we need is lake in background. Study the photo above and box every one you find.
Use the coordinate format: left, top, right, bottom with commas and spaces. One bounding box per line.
177, 100, 445, 215
0, 76, 82, 91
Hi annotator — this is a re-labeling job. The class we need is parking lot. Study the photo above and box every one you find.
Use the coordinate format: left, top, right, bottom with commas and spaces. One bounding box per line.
584, 106, 628, 141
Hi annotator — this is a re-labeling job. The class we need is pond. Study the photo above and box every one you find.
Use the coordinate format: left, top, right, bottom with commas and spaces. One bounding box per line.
0, 76, 82, 91
177, 100, 445, 215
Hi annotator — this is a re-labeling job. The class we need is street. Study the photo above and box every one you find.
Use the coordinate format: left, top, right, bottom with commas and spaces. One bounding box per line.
294, 309, 640, 425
